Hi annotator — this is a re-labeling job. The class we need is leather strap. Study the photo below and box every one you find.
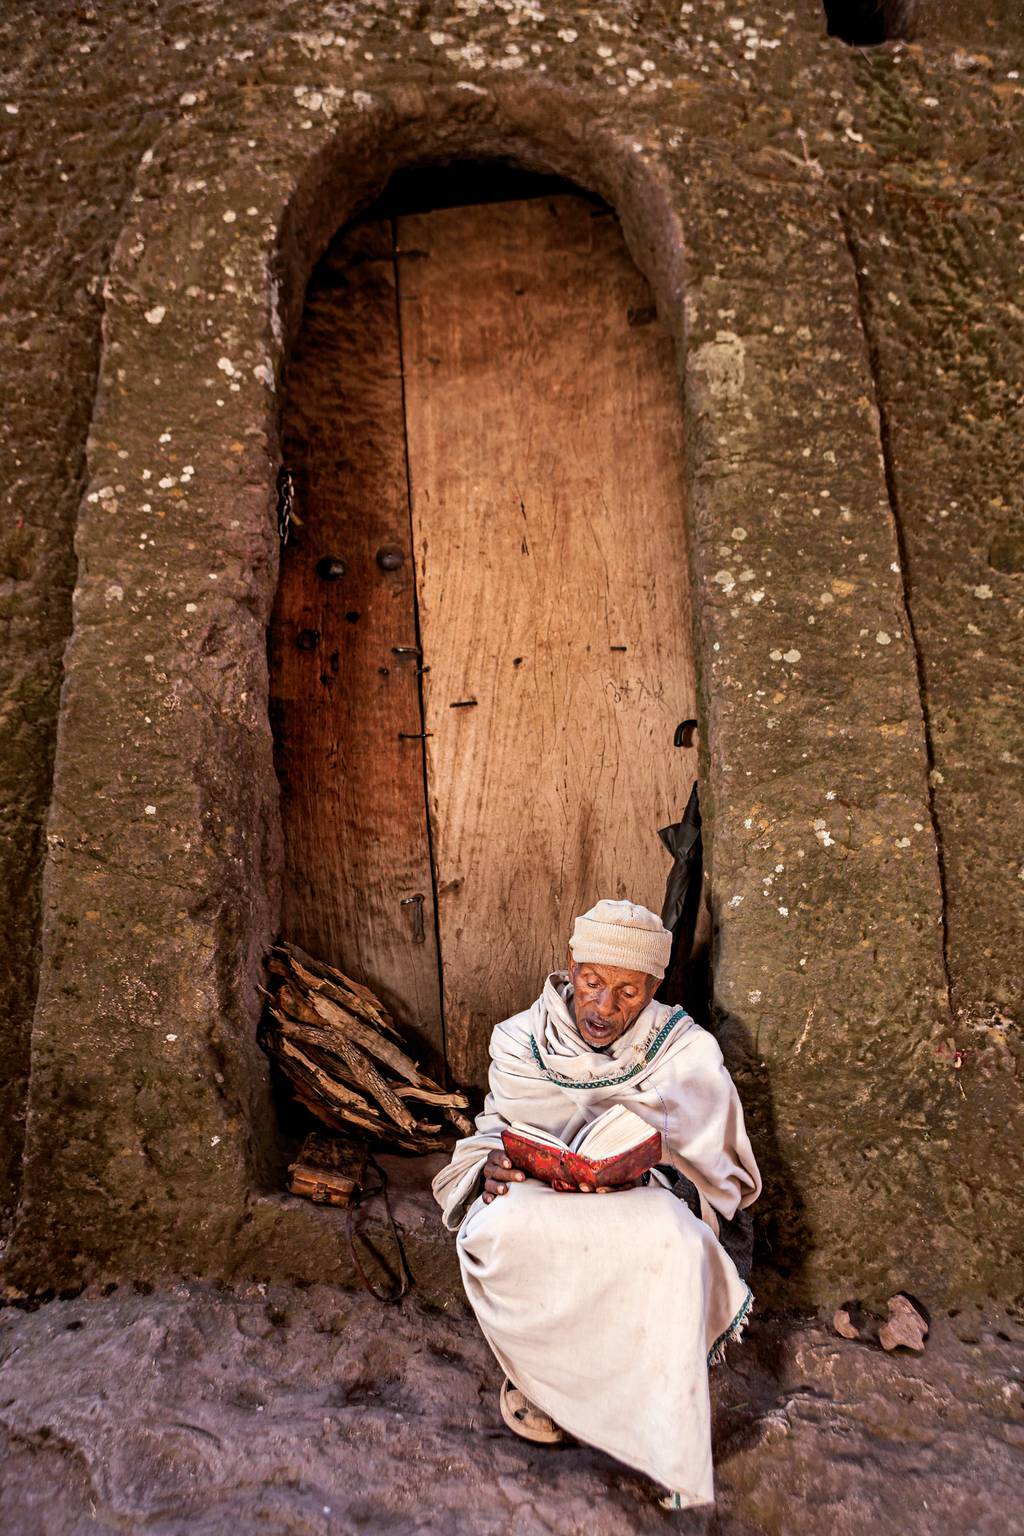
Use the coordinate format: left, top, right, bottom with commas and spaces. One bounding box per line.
345, 1149, 413, 1304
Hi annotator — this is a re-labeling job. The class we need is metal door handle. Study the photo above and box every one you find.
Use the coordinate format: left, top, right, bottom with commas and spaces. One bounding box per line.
401, 894, 426, 944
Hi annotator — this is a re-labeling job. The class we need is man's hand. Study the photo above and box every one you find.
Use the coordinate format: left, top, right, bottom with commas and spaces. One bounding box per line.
482, 1152, 646, 1200
482, 1150, 528, 1203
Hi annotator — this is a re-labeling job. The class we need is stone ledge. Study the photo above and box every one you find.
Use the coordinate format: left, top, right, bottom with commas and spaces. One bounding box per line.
230, 1154, 467, 1312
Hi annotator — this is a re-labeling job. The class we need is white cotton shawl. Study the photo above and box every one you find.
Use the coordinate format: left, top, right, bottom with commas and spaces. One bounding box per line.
432, 972, 761, 1231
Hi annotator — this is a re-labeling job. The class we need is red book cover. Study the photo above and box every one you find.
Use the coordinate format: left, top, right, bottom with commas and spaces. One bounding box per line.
501, 1126, 662, 1191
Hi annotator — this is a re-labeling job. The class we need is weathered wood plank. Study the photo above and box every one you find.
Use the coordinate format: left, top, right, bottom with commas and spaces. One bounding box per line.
268, 220, 444, 1072
397, 196, 695, 1089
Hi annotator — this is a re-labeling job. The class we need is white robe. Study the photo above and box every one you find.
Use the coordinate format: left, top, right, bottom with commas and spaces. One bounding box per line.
432, 974, 761, 1507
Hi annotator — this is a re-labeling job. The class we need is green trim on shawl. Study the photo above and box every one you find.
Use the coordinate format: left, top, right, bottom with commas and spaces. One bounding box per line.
528, 1007, 689, 1090
707, 1286, 754, 1367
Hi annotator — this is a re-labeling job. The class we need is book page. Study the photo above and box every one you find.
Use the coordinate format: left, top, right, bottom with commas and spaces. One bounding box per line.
574, 1105, 658, 1159
569, 1104, 628, 1153
507, 1123, 570, 1153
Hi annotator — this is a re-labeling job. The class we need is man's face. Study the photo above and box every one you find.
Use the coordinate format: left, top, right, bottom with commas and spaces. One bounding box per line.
567, 951, 659, 1049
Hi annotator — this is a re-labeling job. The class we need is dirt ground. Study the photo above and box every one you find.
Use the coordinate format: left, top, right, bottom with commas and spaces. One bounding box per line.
0, 1282, 1021, 1536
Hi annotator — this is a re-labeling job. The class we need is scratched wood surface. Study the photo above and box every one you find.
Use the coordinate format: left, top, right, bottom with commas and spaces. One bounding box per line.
268, 220, 444, 1072
397, 196, 695, 1090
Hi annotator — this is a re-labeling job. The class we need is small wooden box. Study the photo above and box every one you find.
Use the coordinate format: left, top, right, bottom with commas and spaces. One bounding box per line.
287, 1134, 367, 1207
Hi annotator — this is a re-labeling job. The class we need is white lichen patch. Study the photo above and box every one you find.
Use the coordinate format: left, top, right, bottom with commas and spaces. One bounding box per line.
812, 818, 835, 848
446, 41, 486, 70
690, 331, 745, 403
144, 306, 166, 326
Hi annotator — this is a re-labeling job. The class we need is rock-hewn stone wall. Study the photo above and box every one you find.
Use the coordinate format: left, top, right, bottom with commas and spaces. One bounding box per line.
1, 0, 1020, 1304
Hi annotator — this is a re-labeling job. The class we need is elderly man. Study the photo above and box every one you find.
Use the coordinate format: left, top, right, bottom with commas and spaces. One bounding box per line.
432, 898, 761, 1512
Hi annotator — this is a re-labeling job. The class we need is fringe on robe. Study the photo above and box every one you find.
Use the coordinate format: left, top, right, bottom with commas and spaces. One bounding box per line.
432, 974, 762, 1508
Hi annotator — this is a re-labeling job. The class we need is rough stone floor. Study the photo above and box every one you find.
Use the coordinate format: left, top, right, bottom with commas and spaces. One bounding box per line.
0, 1283, 1021, 1536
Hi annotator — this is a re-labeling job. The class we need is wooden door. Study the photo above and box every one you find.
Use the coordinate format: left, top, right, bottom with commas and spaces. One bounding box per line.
397, 197, 694, 1089
268, 221, 444, 1075
271, 192, 694, 1094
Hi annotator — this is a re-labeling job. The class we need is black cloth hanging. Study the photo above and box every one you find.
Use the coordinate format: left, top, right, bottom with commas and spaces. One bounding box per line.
656, 780, 703, 1006
655, 772, 754, 1279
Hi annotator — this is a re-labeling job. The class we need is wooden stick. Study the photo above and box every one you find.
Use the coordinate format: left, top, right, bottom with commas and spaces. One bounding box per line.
270, 1021, 378, 1112
272, 949, 456, 1096
393, 1085, 471, 1109
280, 1076, 447, 1152
302, 989, 433, 1088
302, 1006, 419, 1134
270, 1013, 403, 1104
276, 1055, 404, 1141
285, 944, 403, 1032
272, 985, 429, 1094
275, 943, 403, 1039
277, 1037, 372, 1114
274, 982, 333, 1028
296, 962, 401, 1041
264, 941, 465, 1152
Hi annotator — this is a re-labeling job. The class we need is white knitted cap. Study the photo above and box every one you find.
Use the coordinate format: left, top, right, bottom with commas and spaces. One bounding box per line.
569, 898, 672, 981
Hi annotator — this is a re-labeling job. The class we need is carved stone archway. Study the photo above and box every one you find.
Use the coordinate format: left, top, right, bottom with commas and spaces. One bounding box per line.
6, 75, 957, 1306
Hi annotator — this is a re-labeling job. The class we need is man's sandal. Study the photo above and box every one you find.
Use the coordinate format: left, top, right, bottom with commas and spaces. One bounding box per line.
499, 1378, 566, 1445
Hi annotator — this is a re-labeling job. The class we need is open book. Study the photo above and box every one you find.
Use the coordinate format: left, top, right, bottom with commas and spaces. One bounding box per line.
501, 1104, 661, 1191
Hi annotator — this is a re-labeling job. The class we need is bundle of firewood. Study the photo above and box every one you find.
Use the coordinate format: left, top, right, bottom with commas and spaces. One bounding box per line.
260, 941, 473, 1153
